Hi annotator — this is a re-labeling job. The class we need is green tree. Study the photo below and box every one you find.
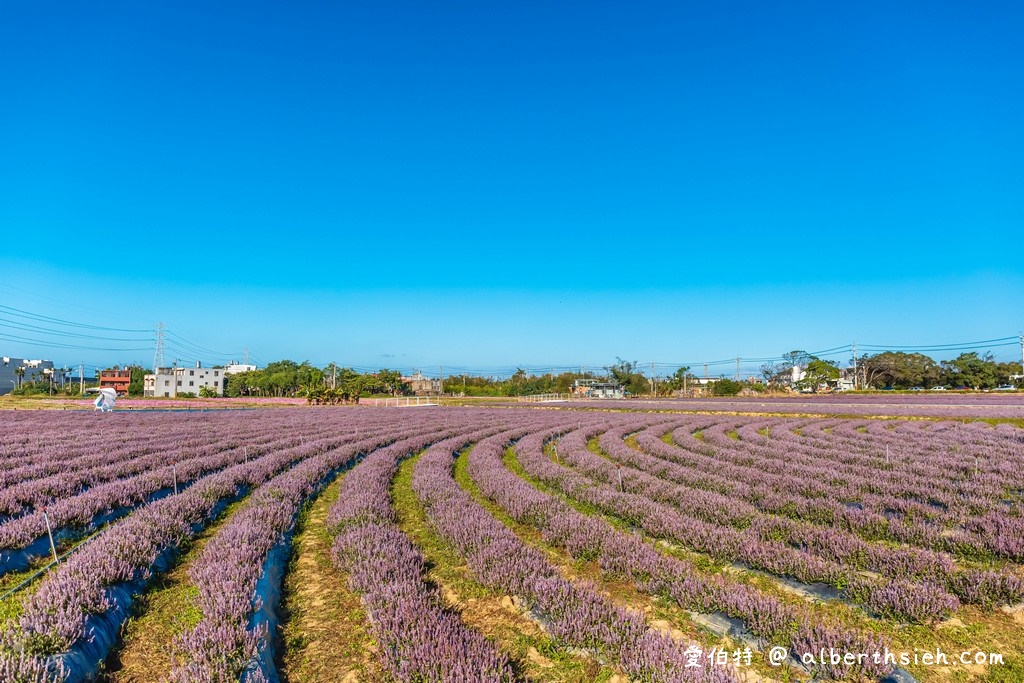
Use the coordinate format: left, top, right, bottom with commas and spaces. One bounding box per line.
710, 378, 744, 396
779, 350, 811, 387
942, 352, 1000, 390
606, 358, 652, 395
323, 362, 344, 389
376, 369, 406, 396
996, 361, 1023, 387
662, 366, 693, 393
296, 361, 325, 392
225, 371, 252, 397
858, 352, 941, 389
332, 366, 365, 396
761, 351, 811, 388
128, 366, 148, 396
606, 358, 636, 386
508, 368, 528, 396
796, 358, 840, 393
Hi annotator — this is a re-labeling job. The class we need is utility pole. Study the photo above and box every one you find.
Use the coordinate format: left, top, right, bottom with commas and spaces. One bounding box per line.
79, 363, 84, 395
650, 361, 655, 396
439, 365, 443, 395
172, 359, 178, 398
1019, 335, 1024, 382
735, 358, 740, 381
703, 363, 708, 380
852, 341, 858, 390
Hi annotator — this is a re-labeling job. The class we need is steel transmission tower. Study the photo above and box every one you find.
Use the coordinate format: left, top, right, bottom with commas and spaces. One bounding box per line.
153, 322, 165, 371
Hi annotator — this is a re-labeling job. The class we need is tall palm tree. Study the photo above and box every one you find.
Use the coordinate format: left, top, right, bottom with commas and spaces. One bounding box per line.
14, 366, 25, 389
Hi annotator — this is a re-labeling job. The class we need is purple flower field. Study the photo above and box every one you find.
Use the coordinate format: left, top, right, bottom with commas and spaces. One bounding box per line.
0, 403, 1021, 683
562, 393, 1024, 418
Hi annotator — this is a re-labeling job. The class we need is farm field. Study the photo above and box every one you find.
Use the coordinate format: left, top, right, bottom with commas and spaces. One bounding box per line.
0, 404, 1022, 683
0, 396, 309, 411
519, 395, 1024, 419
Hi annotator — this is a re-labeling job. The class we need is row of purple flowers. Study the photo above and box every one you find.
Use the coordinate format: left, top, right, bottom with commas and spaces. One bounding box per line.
165, 417, 443, 682
328, 418, 522, 681
411, 418, 741, 683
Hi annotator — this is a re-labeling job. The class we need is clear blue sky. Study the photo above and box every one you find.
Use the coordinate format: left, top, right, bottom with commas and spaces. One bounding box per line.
1, 2, 1022, 376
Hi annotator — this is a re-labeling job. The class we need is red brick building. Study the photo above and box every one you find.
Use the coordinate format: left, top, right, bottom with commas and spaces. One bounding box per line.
99, 368, 132, 395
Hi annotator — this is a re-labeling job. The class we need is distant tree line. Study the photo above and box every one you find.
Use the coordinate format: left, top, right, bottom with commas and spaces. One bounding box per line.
225, 361, 408, 401
760, 350, 1021, 391
857, 351, 1019, 390
223, 358, 698, 400
13, 350, 1014, 402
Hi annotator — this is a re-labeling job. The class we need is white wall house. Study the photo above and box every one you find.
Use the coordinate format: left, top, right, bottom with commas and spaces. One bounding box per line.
144, 362, 226, 397
1, 357, 56, 395
572, 379, 625, 399
224, 361, 258, 375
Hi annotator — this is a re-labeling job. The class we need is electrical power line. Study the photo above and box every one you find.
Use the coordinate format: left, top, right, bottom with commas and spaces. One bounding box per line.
164, 330, 238, 358
2, 301, 1018, 379
0, 304, 151, 333
0, 316, 152, 342
0, 333, 152, 352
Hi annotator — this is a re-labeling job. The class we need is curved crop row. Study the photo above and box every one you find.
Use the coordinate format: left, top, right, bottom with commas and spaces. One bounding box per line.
3, 424, 408, 681
0, 432, 317, 571
471, 427, 893, 682
589, 425, 1022, 608
412, 423, 740, 683
643, 421, 1024, 560
531, 425, 964, 622
328, 421, 520, 682
166, 418, 448, 682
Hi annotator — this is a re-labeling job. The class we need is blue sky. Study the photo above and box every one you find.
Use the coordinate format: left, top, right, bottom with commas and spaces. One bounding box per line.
1, 2, 1022, 376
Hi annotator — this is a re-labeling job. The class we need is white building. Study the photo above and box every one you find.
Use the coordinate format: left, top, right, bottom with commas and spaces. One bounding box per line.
224, 361, 258, 375
572, 379, 625, 399
1, 357, 59, 395
145, 362, 226, 397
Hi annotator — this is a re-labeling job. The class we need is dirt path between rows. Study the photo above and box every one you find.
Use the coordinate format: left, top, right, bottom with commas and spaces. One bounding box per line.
277, 476, 380, 683
100, 501, 243, 682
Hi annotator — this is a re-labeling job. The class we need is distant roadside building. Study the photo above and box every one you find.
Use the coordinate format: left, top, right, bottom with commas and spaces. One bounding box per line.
673, 377, 722, 397
99, 368, 133, 395
572, 379, 625, 399
224, 361, 258, 375
834, 370, 855, 391
144, 362, 226, 397
1, 357, 56, 395
402, 371, 442, 395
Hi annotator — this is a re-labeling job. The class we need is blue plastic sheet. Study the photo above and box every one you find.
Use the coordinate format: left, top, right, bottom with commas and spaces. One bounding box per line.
243, 528, 295, 683
241, 456, 364, 683
43, 490, 247, 682
50, 547, 176, 682
1, 487, 178, 576
36, 450, 363, 683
